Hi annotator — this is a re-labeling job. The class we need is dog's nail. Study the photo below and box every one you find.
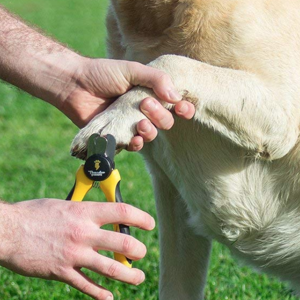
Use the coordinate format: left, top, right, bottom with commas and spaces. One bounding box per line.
71, 146, 78, 155
71, 150, 78, 157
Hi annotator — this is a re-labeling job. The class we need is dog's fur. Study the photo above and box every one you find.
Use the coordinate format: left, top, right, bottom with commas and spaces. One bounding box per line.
72, 0, 300, 298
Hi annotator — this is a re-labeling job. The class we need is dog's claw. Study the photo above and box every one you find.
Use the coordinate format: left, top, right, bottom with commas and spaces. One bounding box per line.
70, 145, 87, 160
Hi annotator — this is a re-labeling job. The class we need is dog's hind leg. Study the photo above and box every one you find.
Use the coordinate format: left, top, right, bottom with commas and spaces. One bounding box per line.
146, 159, 211, 300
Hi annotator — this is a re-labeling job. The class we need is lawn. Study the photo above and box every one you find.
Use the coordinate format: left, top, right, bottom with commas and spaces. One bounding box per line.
0, 1, 298, 299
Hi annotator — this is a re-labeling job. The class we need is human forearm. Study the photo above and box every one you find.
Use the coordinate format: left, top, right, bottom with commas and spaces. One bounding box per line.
0, 201, 19, 266
0, 5, 195, 145
0, 6, 82, 110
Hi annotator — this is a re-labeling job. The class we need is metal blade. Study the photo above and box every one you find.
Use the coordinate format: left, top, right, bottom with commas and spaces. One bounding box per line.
86, 134, 107, 159
105, 134, 117, 162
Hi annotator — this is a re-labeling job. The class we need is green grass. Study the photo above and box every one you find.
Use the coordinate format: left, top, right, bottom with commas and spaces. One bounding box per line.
0, 1, 298, 299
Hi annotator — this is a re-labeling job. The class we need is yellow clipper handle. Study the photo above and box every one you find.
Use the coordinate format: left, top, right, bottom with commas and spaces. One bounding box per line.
66, 165, 93, 201
100, 169, 132, 268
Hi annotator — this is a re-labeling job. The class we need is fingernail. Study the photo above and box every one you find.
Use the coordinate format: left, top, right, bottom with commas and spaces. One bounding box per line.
105, 295, 113, 300
168, 89, 182, 101
136, 272, 146, 286
133, 144, 143, 152
178, 103, 188, 115
150, 217, 156, 229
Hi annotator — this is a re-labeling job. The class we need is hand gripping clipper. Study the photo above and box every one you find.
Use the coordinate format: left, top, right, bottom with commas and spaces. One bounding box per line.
66, 134, 132, 268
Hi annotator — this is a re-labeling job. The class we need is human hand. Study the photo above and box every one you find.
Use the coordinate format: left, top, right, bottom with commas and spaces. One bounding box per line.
0, 199, 155, 300
61, 58, 195, 150
0, 8, 194, 150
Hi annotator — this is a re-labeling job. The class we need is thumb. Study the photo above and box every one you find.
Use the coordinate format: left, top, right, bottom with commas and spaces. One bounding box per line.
127, 62, 182, 103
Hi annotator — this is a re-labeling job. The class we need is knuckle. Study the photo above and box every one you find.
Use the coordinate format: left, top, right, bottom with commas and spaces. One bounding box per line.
114, 84, 128, 95
79, 282, 92, 294
69, 225, 86, 243
116, 203, 131, 218
74, 279, 98, 298
131, 61, 143, 72
158, 72, 171, 83
53, 265, 69, 280
61, 244, 79, 262
122, 236, 133, 254
106, 262, 121, 279
68, 202, 87, 218
140, 98, 158, 115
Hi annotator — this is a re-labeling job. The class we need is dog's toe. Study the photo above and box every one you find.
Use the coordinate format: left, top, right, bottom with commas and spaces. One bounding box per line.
70, 145, 87, 160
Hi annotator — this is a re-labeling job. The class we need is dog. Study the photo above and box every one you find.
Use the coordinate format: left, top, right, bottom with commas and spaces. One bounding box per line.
71, 0, 300, 298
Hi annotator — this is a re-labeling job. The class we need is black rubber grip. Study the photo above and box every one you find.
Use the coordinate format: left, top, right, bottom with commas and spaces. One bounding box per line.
66, 182, 76, 200
115, 181, 132, 265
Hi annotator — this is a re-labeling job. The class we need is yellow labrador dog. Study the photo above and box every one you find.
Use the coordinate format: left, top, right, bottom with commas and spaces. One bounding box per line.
72, 0, 300, 298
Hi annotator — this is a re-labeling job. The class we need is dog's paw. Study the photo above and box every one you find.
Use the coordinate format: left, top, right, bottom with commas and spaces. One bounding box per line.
71, 89, 150, 159
70, 55, 189, 159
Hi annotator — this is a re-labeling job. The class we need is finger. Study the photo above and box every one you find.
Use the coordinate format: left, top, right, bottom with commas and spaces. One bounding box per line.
90, 203, 155, 230
127, 136, 144, 152
128, 62, 182, 103
174, 101, 195, 120
64, 268, 113, 300
140, 97, 174, 130
136, 119, 158, 142
92, 229, 147, 261
81, 250, 145, 286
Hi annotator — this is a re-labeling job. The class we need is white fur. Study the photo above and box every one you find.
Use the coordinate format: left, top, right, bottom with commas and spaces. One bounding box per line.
72, 1, 300, 298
